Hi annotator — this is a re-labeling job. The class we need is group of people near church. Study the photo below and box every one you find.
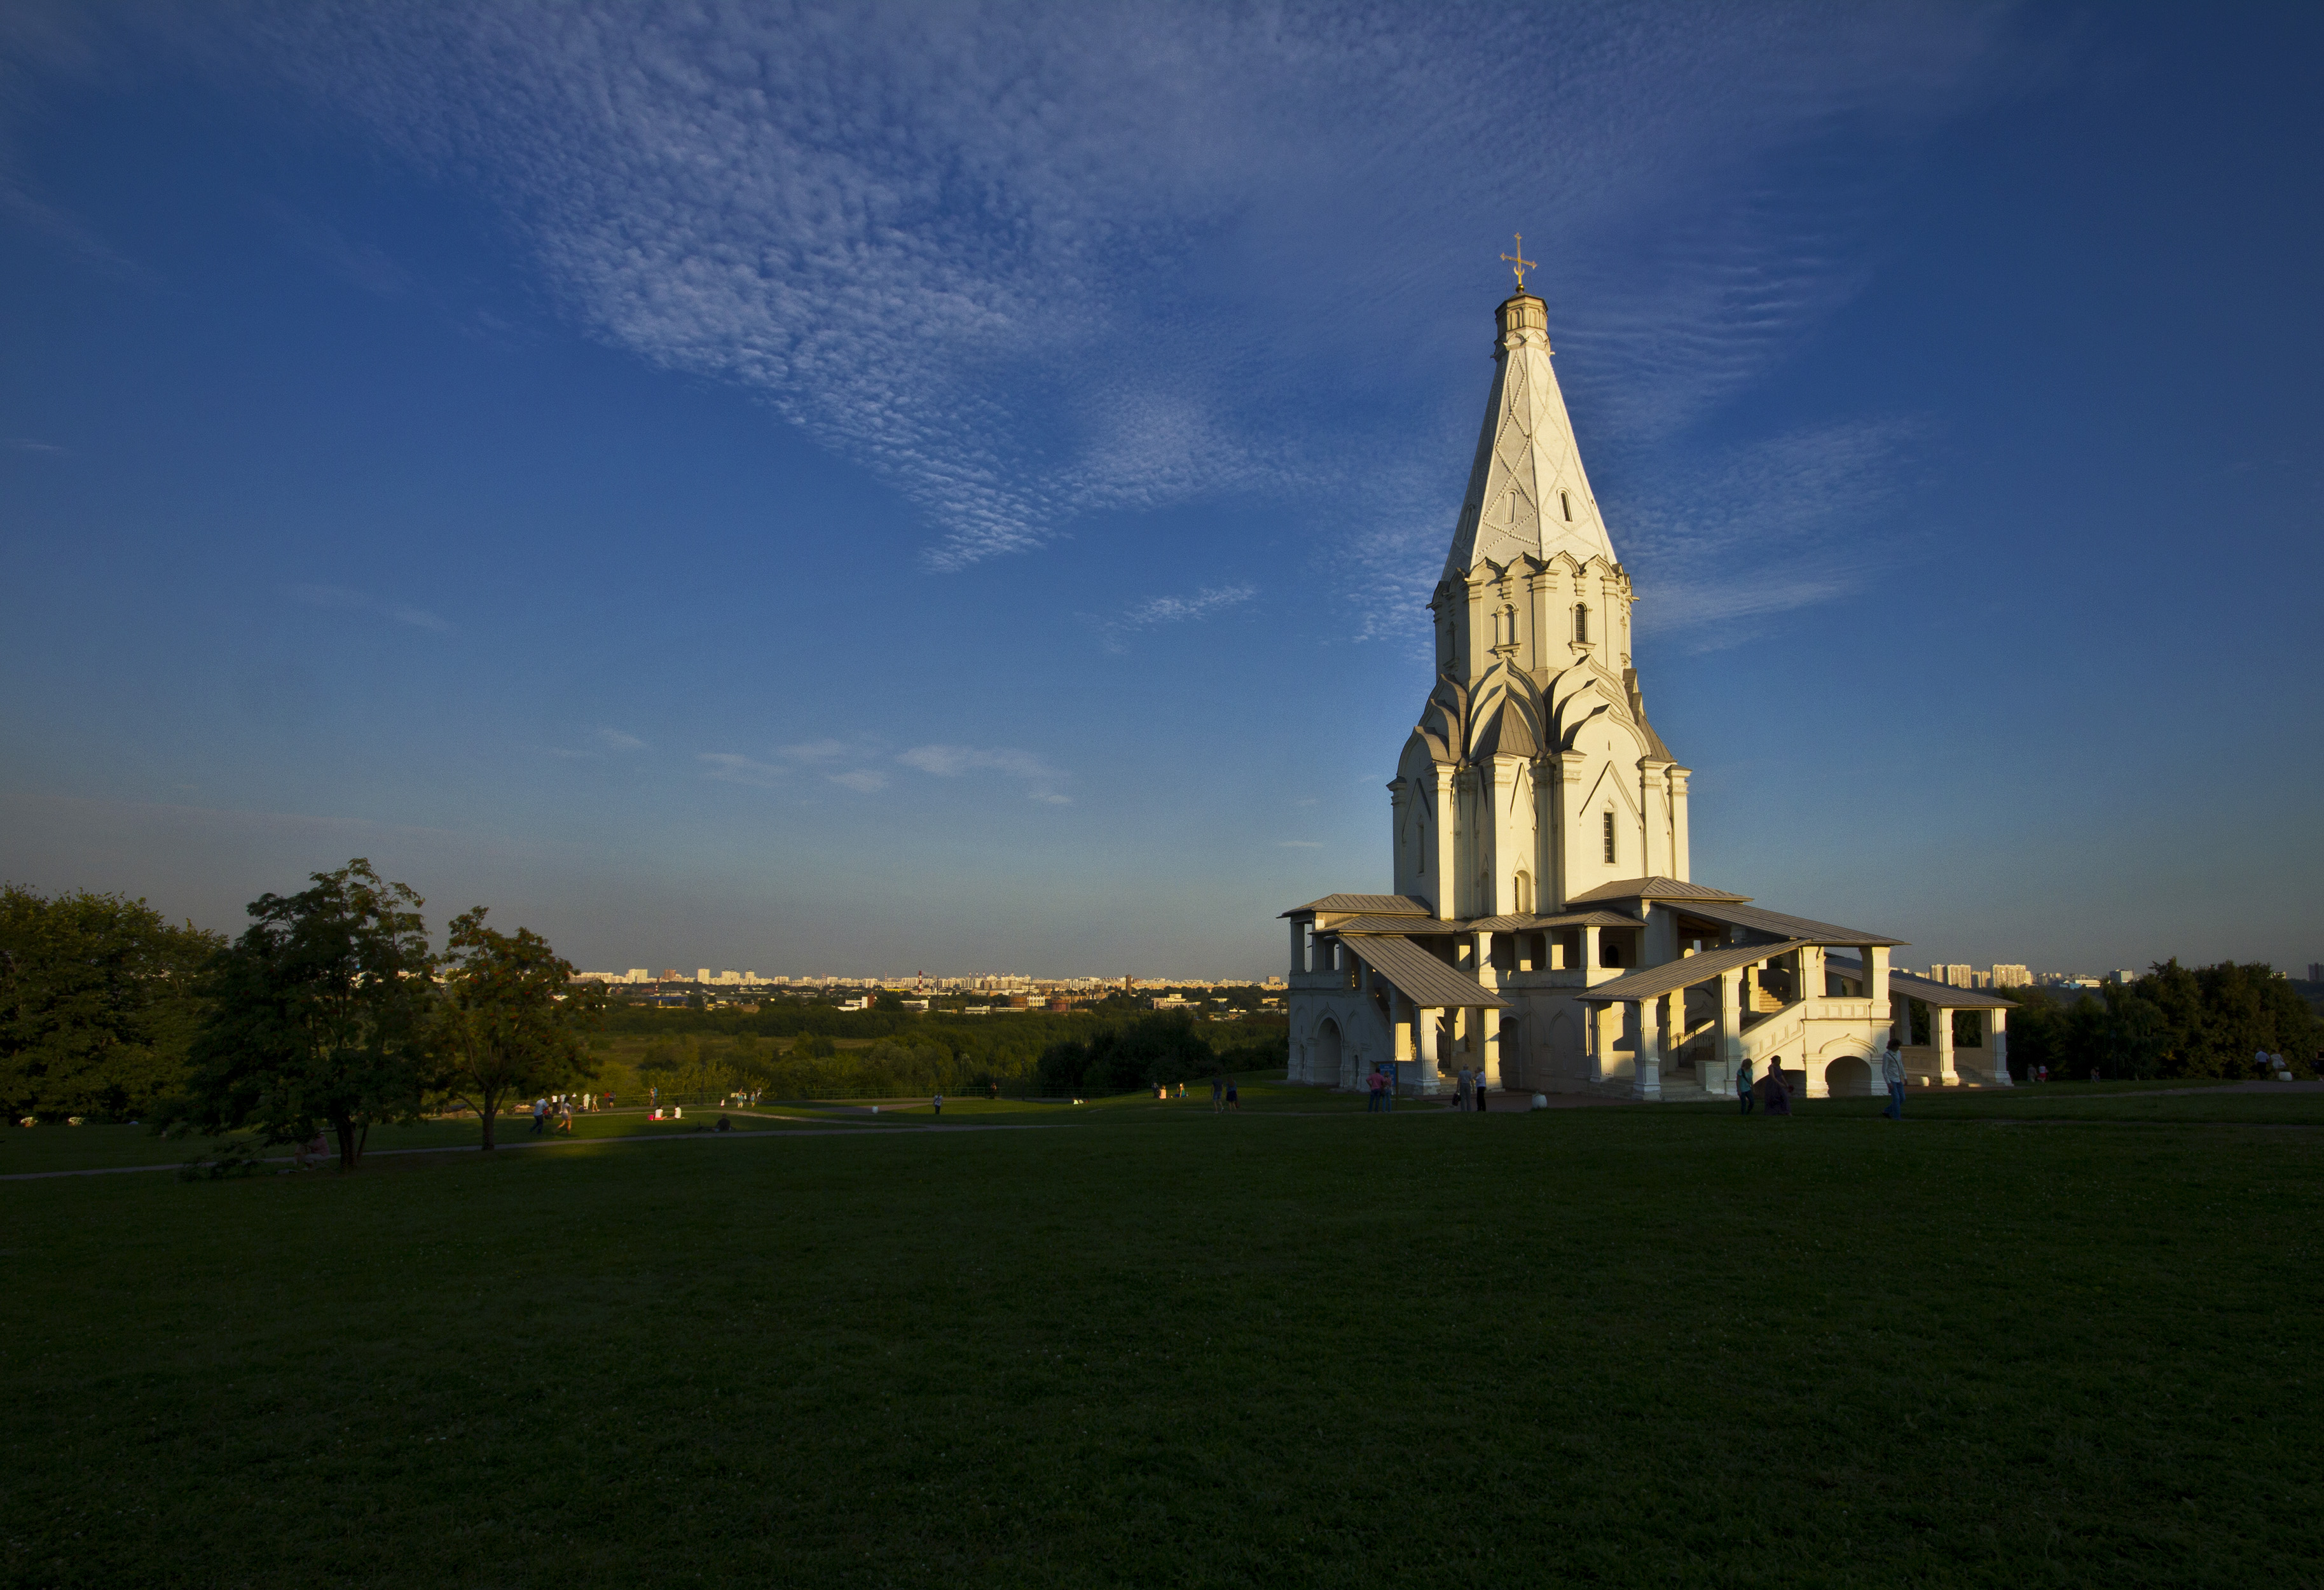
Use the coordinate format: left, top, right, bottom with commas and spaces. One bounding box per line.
1735, 1035, 1913, 1118
1359, 1064, 1497, 1111
1453, 1065, 1489, 1113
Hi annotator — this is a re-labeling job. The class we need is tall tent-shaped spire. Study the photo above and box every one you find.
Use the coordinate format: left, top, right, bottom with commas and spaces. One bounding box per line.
1441, 293, 1616, 578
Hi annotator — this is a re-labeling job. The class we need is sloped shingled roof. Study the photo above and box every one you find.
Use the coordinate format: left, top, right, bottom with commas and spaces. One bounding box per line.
1869, 965, 2018, 1010
1341, 936, 1509, 1010
1324, 909, 1640, 935
1564, 876, 1753, 905
1578, 940, 1812, 1003
1281, 894, 1433, 918
1465, 910, 1640, 931
1680, 901, 1905, 948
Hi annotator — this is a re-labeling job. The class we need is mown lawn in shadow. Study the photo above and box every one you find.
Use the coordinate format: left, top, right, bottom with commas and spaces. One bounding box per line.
5, 1098, 2318, 1587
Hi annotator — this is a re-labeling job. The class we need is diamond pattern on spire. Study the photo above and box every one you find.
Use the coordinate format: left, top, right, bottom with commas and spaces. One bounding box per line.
1444, 332, 1616, 579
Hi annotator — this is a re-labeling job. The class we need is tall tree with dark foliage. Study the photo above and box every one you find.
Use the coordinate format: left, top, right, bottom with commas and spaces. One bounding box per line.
179, 860, 436, 1170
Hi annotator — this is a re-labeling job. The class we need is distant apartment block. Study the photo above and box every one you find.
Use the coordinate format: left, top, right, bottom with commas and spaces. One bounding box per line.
1991, 964, 2030, 988
2108, 969, 2139, 984
2310, 963, 2322, 983
1932, 964, 1974, 988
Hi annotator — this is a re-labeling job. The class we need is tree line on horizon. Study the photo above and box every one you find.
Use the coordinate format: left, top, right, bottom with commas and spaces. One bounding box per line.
1, 861, 603, 1169
0, 861, 1287, 1164
1997, 963, 2320, 1081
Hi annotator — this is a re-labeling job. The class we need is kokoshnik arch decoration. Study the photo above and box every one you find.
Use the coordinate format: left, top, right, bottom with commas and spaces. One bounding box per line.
1279, 251, 2018, 1104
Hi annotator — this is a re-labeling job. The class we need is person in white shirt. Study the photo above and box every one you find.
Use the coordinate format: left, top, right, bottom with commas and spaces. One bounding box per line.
1881, 1037, 1907, 1120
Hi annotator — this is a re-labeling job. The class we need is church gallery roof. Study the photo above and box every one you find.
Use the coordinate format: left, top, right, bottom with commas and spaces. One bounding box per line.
1280, 894, 1433, 918
1678, 901, 1906, 948
1324, 915, 1468, 935
1464, 910, 1640, 932
1831, 960, 2018, 1010
1339, 935, 1509, 1011
1308, 909, 1641, 935
1578, 941, 1812, 1004
1564, 877, 1753, 905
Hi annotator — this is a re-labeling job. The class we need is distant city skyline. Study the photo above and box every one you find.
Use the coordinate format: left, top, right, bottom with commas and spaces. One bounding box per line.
3, 6, 2318, 974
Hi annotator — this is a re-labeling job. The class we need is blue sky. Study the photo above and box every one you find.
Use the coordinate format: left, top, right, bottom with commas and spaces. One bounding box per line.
2, 2, 2318, 978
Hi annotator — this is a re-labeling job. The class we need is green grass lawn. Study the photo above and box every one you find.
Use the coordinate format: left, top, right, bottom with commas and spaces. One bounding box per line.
4, 1085, 2319, 1587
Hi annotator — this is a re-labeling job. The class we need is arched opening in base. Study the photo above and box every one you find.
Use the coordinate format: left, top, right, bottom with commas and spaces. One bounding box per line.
1824, 1054, 1873, 1098
1315, 1017, 1343, 1090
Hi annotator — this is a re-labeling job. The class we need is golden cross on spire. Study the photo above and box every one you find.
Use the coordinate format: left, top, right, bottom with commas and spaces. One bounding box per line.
1501, 232, 1537, 293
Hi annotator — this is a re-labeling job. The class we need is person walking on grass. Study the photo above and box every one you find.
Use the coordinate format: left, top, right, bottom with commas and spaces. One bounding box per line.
530, 1096, 548, 1136
1474, 1075, 1488, 1114
558, 1099, 574, 1134
1225, 1078, 1240, 1111
1881, 1036, 1906, 1120
1763, 1058, 1792, 1116
1211, 1075, 1225, 1112
1366, 1068, 1385, 1112
1455, 1063, 1474, 1112
933, 1092, 944, 1117
1736, 1057, 1754, 1116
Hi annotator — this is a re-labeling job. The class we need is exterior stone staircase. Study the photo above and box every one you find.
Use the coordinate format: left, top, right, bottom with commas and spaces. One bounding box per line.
1650, 1067, 1720, 1103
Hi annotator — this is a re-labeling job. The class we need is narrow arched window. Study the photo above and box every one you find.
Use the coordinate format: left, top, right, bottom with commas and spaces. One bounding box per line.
1574, 604, 1590, 644
1560, 490, 1572, 522
1513, 871, 1532, 914
1602, 810, 1616, 864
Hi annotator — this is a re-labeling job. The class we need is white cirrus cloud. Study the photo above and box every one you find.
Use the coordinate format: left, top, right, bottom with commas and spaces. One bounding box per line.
701, 740, 895, 793
592, 726, 647, 752
1085, 581, 1257, 654
286, 582, 449, 631
169, 2, 2019, 597
898, 743, 1069, 804
698, 752, 785, 789
1614, 417, 1930, 648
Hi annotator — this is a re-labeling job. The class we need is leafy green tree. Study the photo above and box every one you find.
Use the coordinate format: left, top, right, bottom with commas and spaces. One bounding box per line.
0, 885, 224, 1120
2121, 960, 2321, 1077
1037, 1013, 1215, 1095
2003, 963, 2323, 1081
177, 860, 436, 1171
430, 908, 602, 1149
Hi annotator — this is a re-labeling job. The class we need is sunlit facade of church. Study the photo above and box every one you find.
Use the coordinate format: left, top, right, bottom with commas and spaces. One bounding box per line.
1281, 279, 2014, 1102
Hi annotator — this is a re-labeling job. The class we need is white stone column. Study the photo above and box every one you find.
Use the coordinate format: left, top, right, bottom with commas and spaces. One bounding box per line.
1866, 944, 1890, 1020
1585, 1001, 1605, 1084
1668, 769, 1691, 880
1991, 1007, 2011, 1087
1798, 945, 1824, 1009
1642, 769, 1670, 879
1480, 1009, 1502, 1089
1934, 1004, 1957, 1086
1412, 1000, 1442, 1094
1583, 925, 1603, 984
1432, 768, 1457, 917
1715, 969, 1743, 1093
1635, 997, 1663, 1100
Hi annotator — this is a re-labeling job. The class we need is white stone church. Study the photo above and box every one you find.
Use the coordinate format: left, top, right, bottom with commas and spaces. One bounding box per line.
1282, 282, 2014, 1102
